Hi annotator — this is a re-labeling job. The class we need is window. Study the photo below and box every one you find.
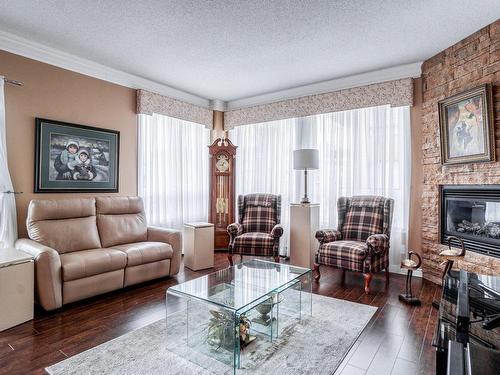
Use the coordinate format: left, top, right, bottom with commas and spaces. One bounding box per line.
138, 113, 210, 229
230, 105, 411, 267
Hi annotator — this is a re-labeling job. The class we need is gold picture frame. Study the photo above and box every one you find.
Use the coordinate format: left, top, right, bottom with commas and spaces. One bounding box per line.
438, 84, 495, 165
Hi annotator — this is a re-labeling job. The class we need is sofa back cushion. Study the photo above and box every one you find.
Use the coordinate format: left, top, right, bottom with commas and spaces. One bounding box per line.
341, 196, 385, 241
27, 198, 101, 254
239, 194, 280, 233
96, 196, 147, 248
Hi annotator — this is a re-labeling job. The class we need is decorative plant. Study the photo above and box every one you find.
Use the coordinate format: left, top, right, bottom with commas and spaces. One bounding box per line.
207, 310, 253, 350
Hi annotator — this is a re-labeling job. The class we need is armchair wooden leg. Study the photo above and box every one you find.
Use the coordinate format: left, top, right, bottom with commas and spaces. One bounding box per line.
385, 268, 390, 283
228, 254, 234, 266
363, 272, 373, 294
313, 263, 321, 281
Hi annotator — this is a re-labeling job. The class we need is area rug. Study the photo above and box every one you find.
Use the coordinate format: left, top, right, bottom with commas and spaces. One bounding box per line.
45, 294, 376, 375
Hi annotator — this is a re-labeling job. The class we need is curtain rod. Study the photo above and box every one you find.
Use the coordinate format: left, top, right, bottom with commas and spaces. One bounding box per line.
3, 77, 23, 86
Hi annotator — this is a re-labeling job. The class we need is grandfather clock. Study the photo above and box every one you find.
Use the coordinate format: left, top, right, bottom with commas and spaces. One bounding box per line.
209, 137, 237, 250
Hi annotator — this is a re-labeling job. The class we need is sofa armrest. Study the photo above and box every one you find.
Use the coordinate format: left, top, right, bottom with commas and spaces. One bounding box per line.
315, 229, 342, 244
270, 224, 284, 238
227, 223, 243, 238
147, 226, 182, 275
15, 238, 62, 311
366, 234, 389, 255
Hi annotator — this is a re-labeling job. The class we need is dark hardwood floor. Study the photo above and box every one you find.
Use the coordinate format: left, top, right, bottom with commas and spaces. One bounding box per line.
0, 253, 440, 375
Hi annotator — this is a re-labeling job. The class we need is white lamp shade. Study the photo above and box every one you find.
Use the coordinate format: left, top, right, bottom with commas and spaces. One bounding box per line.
293, 149, 319, 170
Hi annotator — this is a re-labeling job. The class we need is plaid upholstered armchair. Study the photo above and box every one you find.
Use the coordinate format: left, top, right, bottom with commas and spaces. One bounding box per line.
314, 196, 394, 293
227, 194, 283, 266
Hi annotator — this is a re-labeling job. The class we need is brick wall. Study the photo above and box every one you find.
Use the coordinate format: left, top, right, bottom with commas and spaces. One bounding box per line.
421, 20, 500, 284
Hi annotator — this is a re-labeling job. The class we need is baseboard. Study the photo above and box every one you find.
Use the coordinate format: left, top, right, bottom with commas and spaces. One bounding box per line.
388, 264, 422, 278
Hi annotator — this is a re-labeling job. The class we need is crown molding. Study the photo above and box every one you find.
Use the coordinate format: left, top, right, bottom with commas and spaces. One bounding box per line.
0, 29, 210, 108
226, 61, 422, 111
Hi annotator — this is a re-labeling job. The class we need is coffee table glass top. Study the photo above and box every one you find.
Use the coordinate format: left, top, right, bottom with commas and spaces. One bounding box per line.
168, 259, 311, 312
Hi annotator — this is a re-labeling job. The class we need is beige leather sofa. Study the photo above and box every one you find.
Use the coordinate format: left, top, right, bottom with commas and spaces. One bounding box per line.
15, 196, 181, 311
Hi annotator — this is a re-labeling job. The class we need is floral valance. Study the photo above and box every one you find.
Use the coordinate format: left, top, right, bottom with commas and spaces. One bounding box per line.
137, 89, 213, 128
224, 78, 414, 129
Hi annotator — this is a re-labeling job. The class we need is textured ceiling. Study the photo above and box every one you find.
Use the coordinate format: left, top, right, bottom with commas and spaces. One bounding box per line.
0, 1, 498, 101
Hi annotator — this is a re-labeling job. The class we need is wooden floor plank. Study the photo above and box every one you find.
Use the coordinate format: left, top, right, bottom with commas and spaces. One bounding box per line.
391, 357, 418, 375
340, 364, 367, 375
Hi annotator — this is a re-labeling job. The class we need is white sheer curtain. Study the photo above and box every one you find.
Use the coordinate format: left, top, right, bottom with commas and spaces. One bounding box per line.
229, 105, 411, 267
138, 113, 210, 230
0, 78, 18, 248
229, 119, 299, 254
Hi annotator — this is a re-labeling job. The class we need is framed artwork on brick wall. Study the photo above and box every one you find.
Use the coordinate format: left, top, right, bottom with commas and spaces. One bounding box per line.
34, 118, 120, 192
438, 84, 495, 165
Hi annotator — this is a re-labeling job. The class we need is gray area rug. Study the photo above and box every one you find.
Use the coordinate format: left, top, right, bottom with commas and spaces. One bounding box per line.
46, 294, 376, 375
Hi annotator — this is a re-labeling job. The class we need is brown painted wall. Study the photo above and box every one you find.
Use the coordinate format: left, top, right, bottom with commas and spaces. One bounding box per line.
421, 20, 500, 284
408, 77, 423, 254
1, 50, 138, 238
212, 110, 224, 142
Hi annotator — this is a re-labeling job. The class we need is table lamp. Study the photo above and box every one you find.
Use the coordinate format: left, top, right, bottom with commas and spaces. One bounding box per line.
293, 149, 319, 204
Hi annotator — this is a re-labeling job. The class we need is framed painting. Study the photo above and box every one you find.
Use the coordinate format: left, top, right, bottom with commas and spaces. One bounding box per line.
438, 84, 495, 165
34, 118, 119, 192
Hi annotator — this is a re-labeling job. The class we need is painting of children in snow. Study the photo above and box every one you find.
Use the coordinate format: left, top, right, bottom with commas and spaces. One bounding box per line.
438, 84, 495, 165
35, 118, 119, 192
51, 137, 104, 181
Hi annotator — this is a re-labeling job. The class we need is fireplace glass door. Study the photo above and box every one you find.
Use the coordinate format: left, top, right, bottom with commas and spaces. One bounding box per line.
441, 185, 500, 258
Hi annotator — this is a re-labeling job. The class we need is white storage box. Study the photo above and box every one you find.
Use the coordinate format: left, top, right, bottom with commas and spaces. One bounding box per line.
183, 222, 214, 271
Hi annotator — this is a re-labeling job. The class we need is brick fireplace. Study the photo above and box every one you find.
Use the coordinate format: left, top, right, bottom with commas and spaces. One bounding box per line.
421, 20, 500, 284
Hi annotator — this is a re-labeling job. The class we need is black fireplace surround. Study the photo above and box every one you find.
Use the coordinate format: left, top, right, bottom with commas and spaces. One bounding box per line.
441, 185, 500, 258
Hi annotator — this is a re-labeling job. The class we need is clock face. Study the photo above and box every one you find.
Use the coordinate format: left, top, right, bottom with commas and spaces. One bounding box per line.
216, 154, 230, 172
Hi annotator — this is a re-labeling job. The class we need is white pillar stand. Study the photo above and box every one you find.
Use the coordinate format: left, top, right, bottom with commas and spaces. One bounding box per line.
289, 203, 320, 269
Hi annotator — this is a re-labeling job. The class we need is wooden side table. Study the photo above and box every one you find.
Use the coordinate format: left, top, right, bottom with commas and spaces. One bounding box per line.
183, 222, 214, 271
0, 248, 34, 331
289, 203, 319, 269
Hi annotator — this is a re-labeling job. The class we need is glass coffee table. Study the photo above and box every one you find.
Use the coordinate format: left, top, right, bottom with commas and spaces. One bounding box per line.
166, 259, 312, 374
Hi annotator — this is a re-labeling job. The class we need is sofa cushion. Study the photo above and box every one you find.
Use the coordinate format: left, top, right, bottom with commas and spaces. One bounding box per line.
27, 198, 101, 254
60, 248, 127, 281
316, 241, 369, 273
342, 206, 383, 241
110, 241, 173, 267
28, 198, 97, 221
95, 196, 144, 215
96, 197, 148, 247
234, 232, 275, 248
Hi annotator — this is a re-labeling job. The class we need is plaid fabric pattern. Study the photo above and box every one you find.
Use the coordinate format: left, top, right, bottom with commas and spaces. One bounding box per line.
336, 197, 348, 232
315, 229, 342, 243
228, 194, 282, 258
364, 250, 389, 273
316, 241, 368, 273
234, 232, 274, 252
242, 206, 277, 233
227, 223, 243, 238
270, 224, 284, 238
342, 207, 383, 241
315, 195, 393, 275
382, 198, 394, 237
366, 233, 389, 255
240, 194, 279, 233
